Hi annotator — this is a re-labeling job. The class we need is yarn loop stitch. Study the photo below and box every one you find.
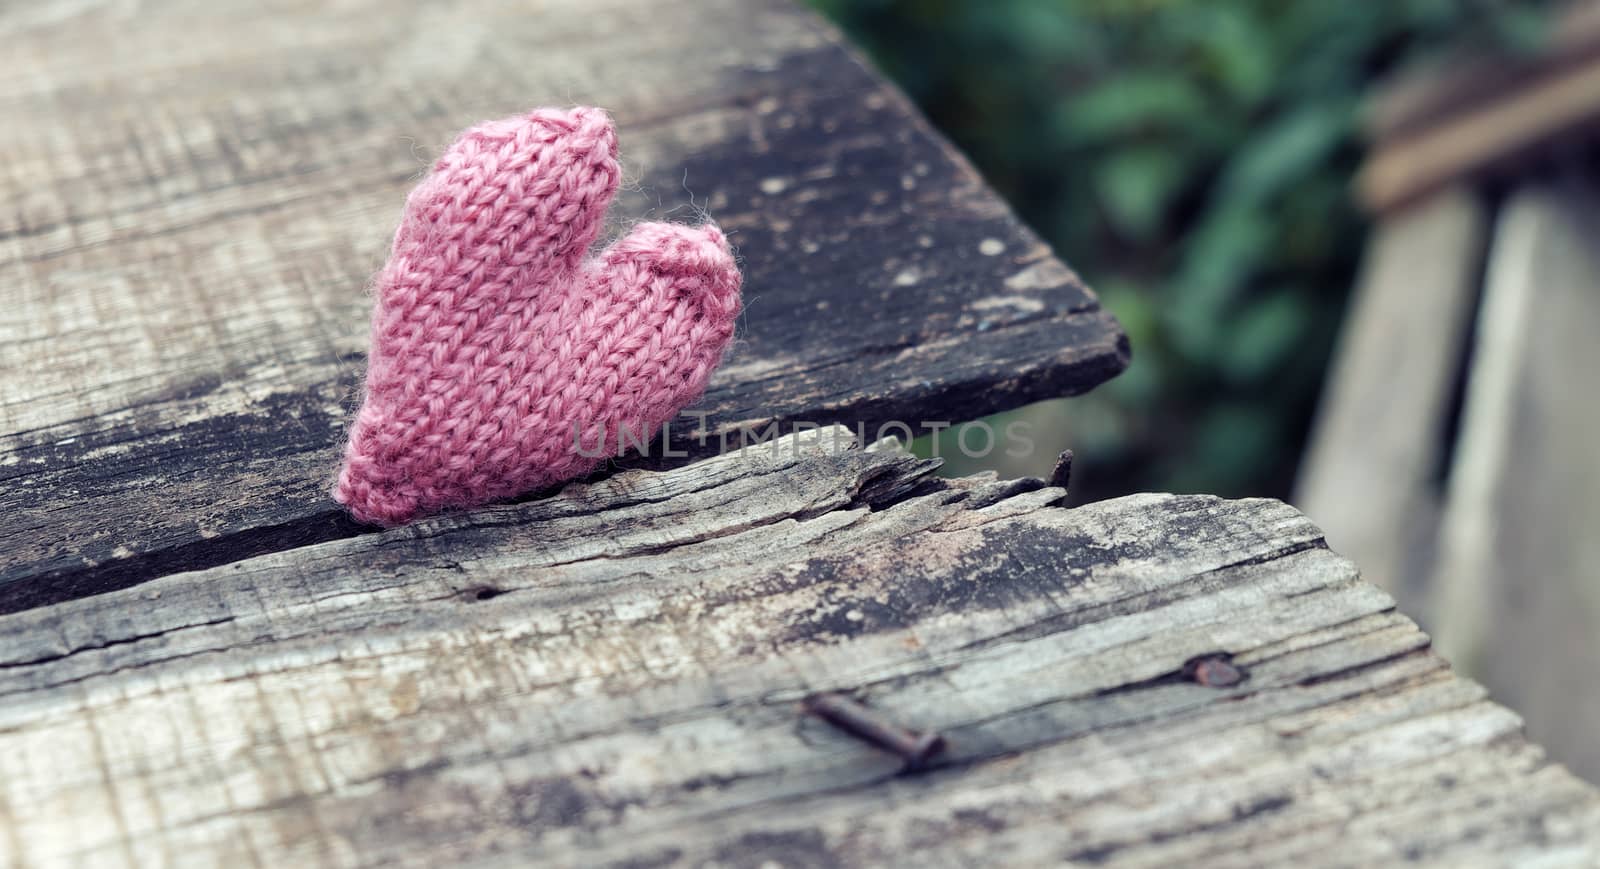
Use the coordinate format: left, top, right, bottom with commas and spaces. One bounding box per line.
335, 107, 742, 526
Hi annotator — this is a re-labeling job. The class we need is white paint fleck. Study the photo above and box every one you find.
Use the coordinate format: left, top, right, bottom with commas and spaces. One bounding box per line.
759, 177, 789, 196
917, 235, 934, 248
112, 545, 135, 559
1004, 260, 1076, 291
979, 238, 1006, 256
971, 295, 1046, 314
755, 96, 781, 115
845, 609, 864, 622
893, 268, 920, 287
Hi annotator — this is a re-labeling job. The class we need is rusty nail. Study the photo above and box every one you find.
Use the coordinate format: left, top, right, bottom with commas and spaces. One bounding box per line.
1048, 449, 1074, 490
1187, 654, 1245, 688
803, 692, 946, 770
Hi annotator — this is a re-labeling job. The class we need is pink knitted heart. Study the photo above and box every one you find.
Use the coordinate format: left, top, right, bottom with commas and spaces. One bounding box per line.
335, 107, 742, 526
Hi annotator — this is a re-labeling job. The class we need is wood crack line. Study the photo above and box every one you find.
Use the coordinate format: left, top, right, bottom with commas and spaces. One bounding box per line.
1193, 535, 1331, 576
0, 615, 236, 671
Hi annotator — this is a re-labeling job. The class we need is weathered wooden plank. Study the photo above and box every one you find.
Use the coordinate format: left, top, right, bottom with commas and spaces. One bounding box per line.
1295, 187, 1486, 608
1364, 2, 1600, 145
0, 0, 1128, 611
1356, 3, 1600, 212
1, 428, 1595, 867
1430, 184, 1600, 784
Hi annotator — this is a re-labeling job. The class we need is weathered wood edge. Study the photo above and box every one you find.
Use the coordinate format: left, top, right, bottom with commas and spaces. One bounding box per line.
0, 0, 1128, 612
1, 427, 1595, 867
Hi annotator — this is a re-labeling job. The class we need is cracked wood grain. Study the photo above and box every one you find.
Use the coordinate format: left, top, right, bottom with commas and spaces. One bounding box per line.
0, 428, 1595, 868
0, 0, 1128, 611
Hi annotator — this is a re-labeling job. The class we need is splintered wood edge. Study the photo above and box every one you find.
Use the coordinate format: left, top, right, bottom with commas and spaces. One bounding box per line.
0, 426, 1597, 867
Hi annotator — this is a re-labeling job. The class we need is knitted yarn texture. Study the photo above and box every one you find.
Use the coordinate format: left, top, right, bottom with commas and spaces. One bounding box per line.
335, 107, 742, 526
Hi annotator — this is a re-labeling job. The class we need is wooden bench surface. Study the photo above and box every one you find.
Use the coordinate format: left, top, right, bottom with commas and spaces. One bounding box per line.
4, 1, 1599, 866
0, 0, 1127, 612
3, 427, 1598, 866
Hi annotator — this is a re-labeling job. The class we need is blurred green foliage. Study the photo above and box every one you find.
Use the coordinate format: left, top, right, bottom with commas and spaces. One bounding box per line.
808, 0, 1551, 500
